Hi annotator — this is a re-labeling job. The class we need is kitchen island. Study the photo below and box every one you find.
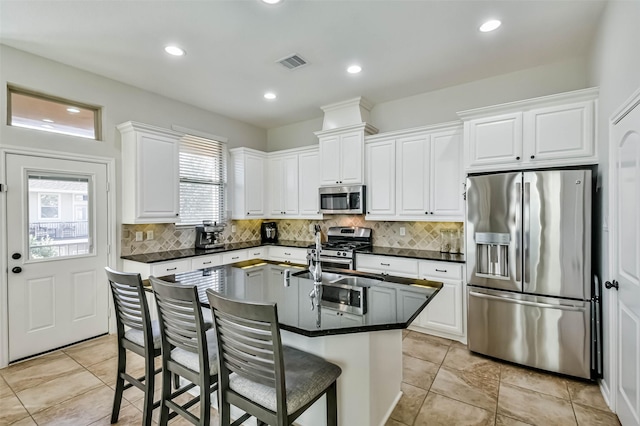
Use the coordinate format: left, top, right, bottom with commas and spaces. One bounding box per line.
152, 261, 442, 426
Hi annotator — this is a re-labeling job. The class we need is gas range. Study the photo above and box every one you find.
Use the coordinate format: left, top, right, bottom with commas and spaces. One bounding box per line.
307, 226, 372, 269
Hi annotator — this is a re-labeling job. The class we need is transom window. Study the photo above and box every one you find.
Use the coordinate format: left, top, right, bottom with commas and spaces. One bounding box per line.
8, 86, 101, 140
178, 135, 227, 225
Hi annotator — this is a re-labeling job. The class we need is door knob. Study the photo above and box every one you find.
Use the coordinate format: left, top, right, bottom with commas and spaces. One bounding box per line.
12, 267, 22, 274
605, 280, 619, 290
12, 253, 21, 260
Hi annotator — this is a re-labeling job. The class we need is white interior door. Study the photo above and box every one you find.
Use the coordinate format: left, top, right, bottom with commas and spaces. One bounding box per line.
6, 154, 109, 362
610, 91, 640, 426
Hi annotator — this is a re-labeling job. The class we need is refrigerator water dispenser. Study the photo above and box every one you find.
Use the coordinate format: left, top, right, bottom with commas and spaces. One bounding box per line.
475, 232, 510, 278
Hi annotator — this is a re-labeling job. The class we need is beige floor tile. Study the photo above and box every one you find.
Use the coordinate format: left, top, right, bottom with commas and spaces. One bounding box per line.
497, 383, 576, 426
401, 329, 410, 339
568, 381, 611, 413
32, 384, 116, 426
16, 369, 103, 414
0, 393, 31, 425
451, 340, 468, 349
0, 375, 14, 399
119, 372, 165, 404
406, 331, 452, 347
389, 382, 428, 425
496, 414, 534, 426
1, 351, 83, 393
63, 334, 118, 367
385, 419, 409, 426
573, 402, 620, 426
86, 349, 150, 387
7, 417, 37, 426
402, 333, 450, 365
402, 354, 439, 390
88, 403, 143, 426
413, 392, 495, 426
431, 366, 498, 412
501, 364, 570, 400
442, 346, 501, 381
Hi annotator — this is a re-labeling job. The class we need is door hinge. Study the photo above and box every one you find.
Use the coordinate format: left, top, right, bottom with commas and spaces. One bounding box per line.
107, 244, 111, 254
106, 182, 111, 192
0, 183, 5, 192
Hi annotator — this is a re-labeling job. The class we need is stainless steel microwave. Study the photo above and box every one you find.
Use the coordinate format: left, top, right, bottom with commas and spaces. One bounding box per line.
319, 185, 366, 214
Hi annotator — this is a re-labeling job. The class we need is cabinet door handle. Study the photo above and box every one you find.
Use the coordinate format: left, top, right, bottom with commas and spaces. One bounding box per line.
380, 262, 390, 266
516, 156, 520, 160
253, 252, 260, 256
530, 155, 535, 159
232, 256, 239, 260
166, 267, 177, 271
203, 261, 212, 265
435, 268, 447, 273
284, 252, 291, 256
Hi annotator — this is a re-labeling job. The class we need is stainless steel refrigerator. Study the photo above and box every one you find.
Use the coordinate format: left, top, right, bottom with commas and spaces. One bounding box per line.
466, 169, 600, 379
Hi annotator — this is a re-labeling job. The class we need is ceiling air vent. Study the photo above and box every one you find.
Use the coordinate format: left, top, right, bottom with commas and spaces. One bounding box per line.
277, 54, 307, 70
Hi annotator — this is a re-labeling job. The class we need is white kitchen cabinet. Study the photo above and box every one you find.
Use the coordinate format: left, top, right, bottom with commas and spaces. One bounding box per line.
118, 121, 182, 224
230, 148, 266, 219
297, 149, 322, 217
247, 247, 265, 260
268, 154, 299, 217
368, 285, 397, 323
365, 139, 396, 216
123, 258, 191, 280
364, 122, 464, 222
321, 309, 364, 328
267, 265, 298, 325
356, 254, 419, 278
222, 249, 248, 264
414, 261, 465, 339
460, 88, 598, 172
316, 123, 377, 186
268, 246, 308, 265
396, 288, 428, 323
244, 267, 266, 301
191, 254, 222, 270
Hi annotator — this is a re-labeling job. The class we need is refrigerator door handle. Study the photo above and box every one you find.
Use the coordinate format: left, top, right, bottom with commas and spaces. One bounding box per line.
523, 181, 531, 286
468, 291, 585, 312
515, 182, 522, 283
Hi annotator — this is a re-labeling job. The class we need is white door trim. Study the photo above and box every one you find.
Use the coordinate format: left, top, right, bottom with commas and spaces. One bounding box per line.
0, 145, 117, 368
604, 86, 640, 414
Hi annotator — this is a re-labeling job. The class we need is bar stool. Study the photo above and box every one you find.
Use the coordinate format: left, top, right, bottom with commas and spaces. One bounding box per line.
206, 289, 342, 426
150, 276, 219, 426
105, 267, 162, 426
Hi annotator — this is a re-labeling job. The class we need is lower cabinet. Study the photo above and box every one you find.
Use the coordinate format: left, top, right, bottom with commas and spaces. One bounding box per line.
368, 285, 397, 323
397, 288, 428, 322
267, 265, 299, 325
321, 309, 364, 328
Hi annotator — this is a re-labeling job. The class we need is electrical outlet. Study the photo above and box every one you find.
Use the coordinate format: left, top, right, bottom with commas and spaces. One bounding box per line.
399, 227, 406, 236
231, 225, 237, 233
146, 230, 154, 240
135, 231, 143, 242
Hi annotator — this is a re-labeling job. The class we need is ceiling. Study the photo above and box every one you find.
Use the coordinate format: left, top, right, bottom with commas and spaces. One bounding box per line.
0, 0, 606, 130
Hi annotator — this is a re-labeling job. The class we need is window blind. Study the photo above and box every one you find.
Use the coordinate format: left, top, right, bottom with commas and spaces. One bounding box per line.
178, 134, 227, 225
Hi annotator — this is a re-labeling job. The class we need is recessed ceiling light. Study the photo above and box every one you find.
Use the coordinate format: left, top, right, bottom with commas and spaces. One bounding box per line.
261, 0, 282, 4
164, 45, 186, 56
66, 107, 80, 114
42, 118, 54, 123
264, 92, 277, 100
347, 65, 362, 74
479, 20, 501, 32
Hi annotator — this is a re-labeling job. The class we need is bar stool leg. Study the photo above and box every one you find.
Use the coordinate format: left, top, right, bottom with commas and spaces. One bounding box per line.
326, 381, 338, 426
141, 353, 155, 426
110, 346, 126, 423
158, 365, 172, 426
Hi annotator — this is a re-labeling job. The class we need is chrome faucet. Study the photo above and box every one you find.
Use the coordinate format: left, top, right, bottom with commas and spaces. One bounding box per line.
308, 225, 322, 311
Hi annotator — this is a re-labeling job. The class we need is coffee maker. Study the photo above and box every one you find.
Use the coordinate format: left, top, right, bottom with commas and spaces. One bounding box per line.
261, 222, 278, 243
195, 221, 225, 249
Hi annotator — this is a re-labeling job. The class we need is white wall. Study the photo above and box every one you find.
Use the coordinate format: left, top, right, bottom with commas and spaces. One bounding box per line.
266, 56, 590, 150
586, 0, 640, 405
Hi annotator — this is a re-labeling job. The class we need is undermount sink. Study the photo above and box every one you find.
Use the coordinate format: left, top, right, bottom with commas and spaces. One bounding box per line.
292, 271, 343, 283
329, 276, 382, 287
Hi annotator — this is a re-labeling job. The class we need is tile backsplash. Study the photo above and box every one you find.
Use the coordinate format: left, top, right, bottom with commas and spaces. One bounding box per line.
121, 218, 464, 256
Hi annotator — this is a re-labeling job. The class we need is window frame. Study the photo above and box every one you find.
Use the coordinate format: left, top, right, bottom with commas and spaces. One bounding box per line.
7, 85, 102, 141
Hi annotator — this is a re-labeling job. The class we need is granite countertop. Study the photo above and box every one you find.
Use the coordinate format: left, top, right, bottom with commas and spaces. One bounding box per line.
356, 246, 465, 263
121, 239, 313, 264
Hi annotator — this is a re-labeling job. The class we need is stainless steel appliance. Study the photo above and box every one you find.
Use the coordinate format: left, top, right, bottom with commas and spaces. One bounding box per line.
307, 226, 372, 270
261, 221, 278, 243
319, 185, 366, 214
195, 221, 225, 249
466, 169, 600, 379
321, 282, 367, 315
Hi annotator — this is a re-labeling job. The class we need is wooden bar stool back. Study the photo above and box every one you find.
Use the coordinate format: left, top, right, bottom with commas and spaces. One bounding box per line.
105, 267, 162, 426
206, 289, 342, 426
150, 276, 219, 426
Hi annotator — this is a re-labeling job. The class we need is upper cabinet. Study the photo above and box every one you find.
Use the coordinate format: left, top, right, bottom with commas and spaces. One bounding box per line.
459, 88, 598, 172
268, 153, 299, 217
316, 123, 378, 186
364, 122, 464, 222
230, 148, 266, 219
118, 121, 182, 224
297, 148, 322, 218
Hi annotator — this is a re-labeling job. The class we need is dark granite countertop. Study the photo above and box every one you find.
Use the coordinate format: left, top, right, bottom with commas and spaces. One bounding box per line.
121, 240, 313, 264
356, 246, 465, 263
146, 264, 442, 338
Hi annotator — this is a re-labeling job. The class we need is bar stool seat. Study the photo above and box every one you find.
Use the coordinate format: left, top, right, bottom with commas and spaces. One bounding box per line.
123, 320, 162, 349
228, 345, 341, 414
171, 329, 219, 375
